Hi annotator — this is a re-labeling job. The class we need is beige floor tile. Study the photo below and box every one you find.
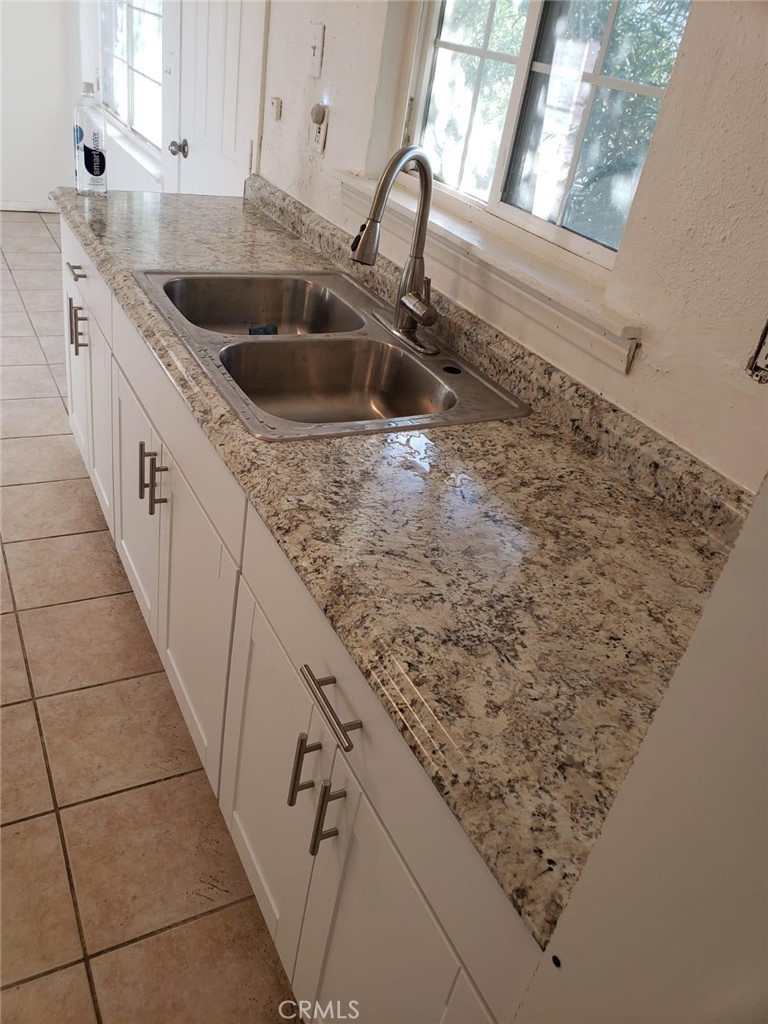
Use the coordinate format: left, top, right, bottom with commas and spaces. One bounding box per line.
20, 289, 63, 312
39, 672, 200, 805
0, 964, 97, 1024
1, 212, 44, 223
62, 772, 251, 953
1, 478, 105, 541
0, 364, 58, 399
1, 290, 25, 312
1, 268, 15, 287
4, 253, 61, 272
1, 235, 60, 253
0, 398, 70, 438
0, 614, 30, 704
0, 814, 82, 985
37, 335, 68, 364
28, 311, 65, 337
11, 270, 62, 291
0, 310, 34, 336
0, 337, 46, 365
51, 363, 68, 398
0, 434, 86, 485
6, 531, 128, 609
0, 702, 53, 823
91, 901, 291, 1024
1, 559, 12, 610
1, 220, 50, 237
20, 592, 162, 696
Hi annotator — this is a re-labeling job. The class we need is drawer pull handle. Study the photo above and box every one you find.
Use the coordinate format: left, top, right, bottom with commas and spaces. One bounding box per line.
148, 454, 168, 516
66, 261, 86, 281
138, 441, 156, 500
287, 732, 322, 807
299, 665, 362, 753
71, 304, 88, 356
309, 779, 346, 856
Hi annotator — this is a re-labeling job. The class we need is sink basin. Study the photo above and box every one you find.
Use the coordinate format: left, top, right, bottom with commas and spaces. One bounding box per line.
134, 269, 531, 440
219, 337, 456, 424
162, 274, 364, 336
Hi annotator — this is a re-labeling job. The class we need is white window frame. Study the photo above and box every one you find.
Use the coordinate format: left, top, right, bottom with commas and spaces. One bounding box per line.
99, 0, 163, 153
407, 0, 677, 270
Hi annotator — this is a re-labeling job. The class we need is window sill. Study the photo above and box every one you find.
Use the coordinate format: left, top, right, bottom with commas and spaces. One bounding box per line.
105, 119, 162, 183
336, 171, 640, 375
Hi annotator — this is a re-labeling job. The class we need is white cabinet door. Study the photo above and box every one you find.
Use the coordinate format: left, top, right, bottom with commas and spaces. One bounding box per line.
111, 366, 162, 636
86, 312, 113, 533
65, 282, 89, 464
220, 579, 335, 979
442, 973, 494, 1024
294, 762, 461, 1024
157, 451, 238, 791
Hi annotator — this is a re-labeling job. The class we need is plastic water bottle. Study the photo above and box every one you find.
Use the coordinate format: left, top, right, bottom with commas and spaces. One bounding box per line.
74, 83, 107, 194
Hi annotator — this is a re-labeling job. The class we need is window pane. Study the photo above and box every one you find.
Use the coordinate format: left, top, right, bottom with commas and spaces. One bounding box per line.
132, 8, 162, 83
460, 60, 517, 200
423, 48, 480, 189
133, 0, 161, 13
439, 0, 491, 48
534, 0, 612, 71
602, 0, 690, 87
101, 0, 128, 61
503, 69, 590, 222
132, 73, 162, 148
488, 0, 528, 56
104, 55, 129, 122
563, 87, 660, 249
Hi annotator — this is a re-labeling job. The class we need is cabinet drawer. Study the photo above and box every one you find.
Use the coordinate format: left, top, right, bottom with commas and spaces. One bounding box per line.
242, 504, 541, 1023
60, 222, 112, 342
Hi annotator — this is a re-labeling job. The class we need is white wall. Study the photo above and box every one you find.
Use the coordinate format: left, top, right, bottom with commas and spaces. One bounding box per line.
258, 0, 768, 493
1, 0, 81, 211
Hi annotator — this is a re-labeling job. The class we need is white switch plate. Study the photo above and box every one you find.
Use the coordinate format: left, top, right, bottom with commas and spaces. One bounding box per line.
309, 22, 325, 78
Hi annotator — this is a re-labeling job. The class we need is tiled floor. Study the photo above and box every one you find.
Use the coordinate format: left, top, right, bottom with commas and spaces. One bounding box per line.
1, 212, 293, 1022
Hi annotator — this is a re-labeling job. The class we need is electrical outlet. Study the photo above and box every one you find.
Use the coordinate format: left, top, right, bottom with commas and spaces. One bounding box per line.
312, 106, 329, 154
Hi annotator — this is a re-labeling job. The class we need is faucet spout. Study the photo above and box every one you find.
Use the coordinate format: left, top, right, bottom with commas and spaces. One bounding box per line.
350, 145, 438, 342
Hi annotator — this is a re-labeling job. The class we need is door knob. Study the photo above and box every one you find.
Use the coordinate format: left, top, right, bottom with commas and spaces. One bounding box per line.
168, 138, 189, 158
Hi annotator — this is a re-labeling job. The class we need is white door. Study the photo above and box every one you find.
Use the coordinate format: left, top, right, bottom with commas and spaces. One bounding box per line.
157, 452, 239, 791
294, 765, 462, 1024
220, 580, 336, 979
64, 282, 89, 464
86, 314, 114, 533
163, 0, 266, 194
111, 366, 162, 636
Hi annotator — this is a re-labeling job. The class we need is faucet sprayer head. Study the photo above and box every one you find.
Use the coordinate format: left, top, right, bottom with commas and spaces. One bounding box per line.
350, 219, 381, 266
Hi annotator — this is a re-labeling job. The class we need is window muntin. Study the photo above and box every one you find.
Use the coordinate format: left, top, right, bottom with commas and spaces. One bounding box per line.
101, 0, 162, 150
417, 0, 690, 253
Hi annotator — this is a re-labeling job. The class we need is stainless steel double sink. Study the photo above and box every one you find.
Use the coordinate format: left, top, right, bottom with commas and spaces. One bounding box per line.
134, 270, 530, 440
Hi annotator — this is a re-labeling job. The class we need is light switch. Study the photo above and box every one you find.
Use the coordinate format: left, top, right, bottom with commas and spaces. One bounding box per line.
309, 22, 325, 78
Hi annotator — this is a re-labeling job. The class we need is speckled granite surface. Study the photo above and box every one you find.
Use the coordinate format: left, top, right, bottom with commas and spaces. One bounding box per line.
53, 187, 739, 947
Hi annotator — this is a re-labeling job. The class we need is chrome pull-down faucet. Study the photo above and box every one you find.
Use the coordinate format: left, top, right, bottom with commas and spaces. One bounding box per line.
351, 145, 439, 354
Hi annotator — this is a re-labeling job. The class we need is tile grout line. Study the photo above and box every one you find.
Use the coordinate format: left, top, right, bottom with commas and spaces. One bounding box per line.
1, 475, 90, 489
1, 539, 105, 1024
0, 895, 257, 994
12, 589, 134, 616
33, 667, 169, 702
3, 527, 113, 545
1, 766, 205, 829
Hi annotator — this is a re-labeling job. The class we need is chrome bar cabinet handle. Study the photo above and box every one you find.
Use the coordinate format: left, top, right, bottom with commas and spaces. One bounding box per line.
299, 665, 362, 753
287, 732, 322, 807
138, 441, 156, 500
66, 261, 86, 281
148, 455, 168, 516
309, 779, 346, 856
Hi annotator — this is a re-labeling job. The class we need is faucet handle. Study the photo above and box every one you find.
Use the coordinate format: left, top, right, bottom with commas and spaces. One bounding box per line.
400, 276, 439, 329
423, 277, 432, 306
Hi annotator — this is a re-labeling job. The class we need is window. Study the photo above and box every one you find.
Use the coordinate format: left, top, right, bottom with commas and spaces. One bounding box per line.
414, 0, 690, 255
100, 0, 163, 149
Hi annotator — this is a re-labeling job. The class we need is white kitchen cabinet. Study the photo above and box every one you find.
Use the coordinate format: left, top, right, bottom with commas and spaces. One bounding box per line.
64, 281, 114, 531
220, 579, 335, 978
112, 366, 162, 634
157, 451, 239, 788
111, 364, 238, 791
294, 764, 463, 1024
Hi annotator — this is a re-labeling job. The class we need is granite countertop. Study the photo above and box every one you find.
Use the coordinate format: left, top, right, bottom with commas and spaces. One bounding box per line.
53, 188, 730, 948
